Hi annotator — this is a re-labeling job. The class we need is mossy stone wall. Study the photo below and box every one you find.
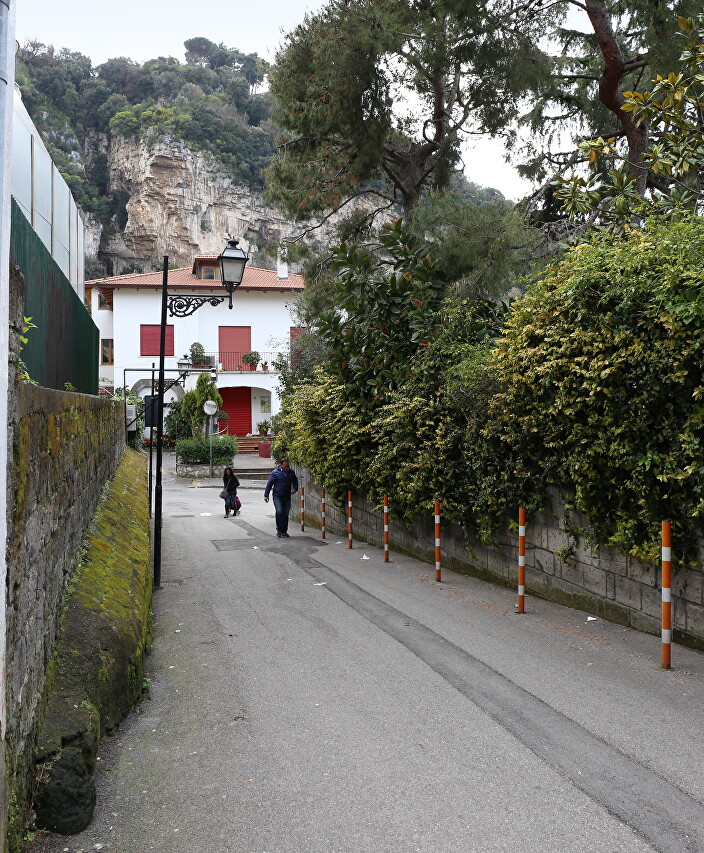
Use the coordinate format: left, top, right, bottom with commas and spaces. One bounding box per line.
4, 382, 126, 851
34, 448, 152, 834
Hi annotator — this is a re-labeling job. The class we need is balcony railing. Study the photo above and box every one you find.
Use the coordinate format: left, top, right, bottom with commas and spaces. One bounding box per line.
201, 351, 282, 372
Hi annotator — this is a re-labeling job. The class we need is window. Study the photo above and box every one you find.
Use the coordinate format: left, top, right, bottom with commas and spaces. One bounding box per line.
101, 339, 114, 365
201, 266, 215, 280
98, 292, 110, 309
140, 325, 174, 356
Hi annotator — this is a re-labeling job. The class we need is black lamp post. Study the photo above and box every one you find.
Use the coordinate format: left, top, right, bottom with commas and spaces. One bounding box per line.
153, 238, 249, 588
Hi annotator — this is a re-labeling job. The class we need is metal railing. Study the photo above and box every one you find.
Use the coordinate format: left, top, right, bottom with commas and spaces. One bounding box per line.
203, 351, 282, 372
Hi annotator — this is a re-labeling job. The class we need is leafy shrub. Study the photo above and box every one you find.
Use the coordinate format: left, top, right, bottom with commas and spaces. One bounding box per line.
278, 215, 704, 562
477, 215, 704, 559
176, 435, 237, 464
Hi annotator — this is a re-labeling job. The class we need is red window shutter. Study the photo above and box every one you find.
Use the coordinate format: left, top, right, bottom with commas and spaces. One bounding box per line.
141, 325, 174, 356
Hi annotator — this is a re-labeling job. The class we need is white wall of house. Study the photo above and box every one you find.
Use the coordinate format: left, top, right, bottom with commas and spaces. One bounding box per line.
108, 284, 296, 431
90, 289, 115, 386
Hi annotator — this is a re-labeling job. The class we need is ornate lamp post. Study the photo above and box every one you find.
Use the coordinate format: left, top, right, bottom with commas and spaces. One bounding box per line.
153, 238, 249, 588
219, 237, 249, 307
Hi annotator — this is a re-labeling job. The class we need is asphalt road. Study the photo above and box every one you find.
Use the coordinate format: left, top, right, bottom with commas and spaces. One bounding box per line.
34, 466, 704, 853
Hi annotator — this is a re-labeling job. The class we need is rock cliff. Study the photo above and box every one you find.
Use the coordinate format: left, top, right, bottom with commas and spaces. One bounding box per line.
93, 135, 328, 274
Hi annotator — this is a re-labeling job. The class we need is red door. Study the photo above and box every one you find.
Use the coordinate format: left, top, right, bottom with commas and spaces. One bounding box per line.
220, 387, 252, 436
219, 326, 251, 371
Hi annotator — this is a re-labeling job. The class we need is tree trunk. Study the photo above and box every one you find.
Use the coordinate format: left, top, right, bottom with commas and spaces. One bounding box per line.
586, 0, 649, 195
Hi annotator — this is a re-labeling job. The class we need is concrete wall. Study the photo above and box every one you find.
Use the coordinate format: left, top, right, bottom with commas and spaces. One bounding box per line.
3, 357, 125, 848
299, 474, 704, 650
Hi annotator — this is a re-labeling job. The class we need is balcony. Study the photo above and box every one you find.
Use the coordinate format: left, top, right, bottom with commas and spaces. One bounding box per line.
201, 351, 281, 372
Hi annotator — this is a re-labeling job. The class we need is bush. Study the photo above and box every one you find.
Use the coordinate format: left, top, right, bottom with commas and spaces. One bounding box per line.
176, 435, 237, 464
477, 215, 704, 559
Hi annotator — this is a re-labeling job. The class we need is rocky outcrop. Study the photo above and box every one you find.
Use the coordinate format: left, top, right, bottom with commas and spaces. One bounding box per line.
98, 136, 312, 273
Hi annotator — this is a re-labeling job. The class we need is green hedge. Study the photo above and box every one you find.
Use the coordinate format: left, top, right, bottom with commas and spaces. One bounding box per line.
176, 435, 238, 464
276, 214, 704, 562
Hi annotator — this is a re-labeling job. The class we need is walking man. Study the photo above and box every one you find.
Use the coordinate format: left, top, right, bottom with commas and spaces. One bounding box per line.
264, 458, 299, 538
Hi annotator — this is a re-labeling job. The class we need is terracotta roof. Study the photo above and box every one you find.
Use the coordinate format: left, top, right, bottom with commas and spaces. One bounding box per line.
191, 255, 219, 273
86, 263, 304, 291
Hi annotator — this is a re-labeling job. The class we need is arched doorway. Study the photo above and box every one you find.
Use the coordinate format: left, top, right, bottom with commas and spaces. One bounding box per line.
219, 387, 251, 435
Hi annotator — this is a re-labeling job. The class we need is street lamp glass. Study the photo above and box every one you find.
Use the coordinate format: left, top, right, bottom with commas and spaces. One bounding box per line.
218, 238, 249, 287
177, 354, 192, 371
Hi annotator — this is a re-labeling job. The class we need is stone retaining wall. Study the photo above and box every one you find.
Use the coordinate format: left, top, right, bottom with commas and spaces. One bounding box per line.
176, 462, 232, 479
4, 382, 125, 850
299, 473, 704, 649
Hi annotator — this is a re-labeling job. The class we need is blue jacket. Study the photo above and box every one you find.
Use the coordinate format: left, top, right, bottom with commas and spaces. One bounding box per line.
264, 465, 299, 499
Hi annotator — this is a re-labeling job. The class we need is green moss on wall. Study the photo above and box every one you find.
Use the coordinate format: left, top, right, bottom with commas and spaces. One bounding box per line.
33, 448, 152, 835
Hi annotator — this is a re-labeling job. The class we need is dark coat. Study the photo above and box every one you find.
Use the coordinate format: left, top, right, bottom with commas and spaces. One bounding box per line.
264, 465, 298, 499
223, 471, 240, 493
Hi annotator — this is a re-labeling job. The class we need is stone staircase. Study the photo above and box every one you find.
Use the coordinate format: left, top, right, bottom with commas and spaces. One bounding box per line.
237, 436, 263, 454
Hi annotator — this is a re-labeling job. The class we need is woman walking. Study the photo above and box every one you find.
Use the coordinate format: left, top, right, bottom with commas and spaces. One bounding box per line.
222, 466, 240, 518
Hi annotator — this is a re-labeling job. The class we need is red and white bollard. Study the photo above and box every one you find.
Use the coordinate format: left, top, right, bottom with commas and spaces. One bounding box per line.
348, 490, 353, 549
434, 499, 441, 582
300, 485, 305, 531
662, 520, 672, 669
517, 507, 526, 614
383, 494, 389, 562
321, 486, 326, 540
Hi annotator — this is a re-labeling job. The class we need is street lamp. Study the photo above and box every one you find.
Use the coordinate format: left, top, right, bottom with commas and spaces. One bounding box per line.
218, 237, 249, 309
153, 237, 249, 588
177, 354, 192, 371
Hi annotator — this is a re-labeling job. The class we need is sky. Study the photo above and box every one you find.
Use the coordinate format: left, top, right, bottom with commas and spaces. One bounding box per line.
15, 0, 536, 201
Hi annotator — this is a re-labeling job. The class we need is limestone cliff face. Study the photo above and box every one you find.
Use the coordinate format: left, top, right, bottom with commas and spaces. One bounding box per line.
98, 136, 308, 273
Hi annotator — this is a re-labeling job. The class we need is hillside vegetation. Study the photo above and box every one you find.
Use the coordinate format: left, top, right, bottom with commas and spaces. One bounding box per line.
16, 37, 274, 226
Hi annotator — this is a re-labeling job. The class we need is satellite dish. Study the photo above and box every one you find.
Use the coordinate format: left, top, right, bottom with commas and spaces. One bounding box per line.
203, 400, 218, 416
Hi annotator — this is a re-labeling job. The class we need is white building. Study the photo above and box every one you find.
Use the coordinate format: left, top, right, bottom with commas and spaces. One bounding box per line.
86, 255, 304, 435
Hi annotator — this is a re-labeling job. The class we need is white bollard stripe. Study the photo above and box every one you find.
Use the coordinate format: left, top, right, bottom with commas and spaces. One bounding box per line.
662, 629, 671, 644
434, 515, 440, 524
435, 562, 441, 570
662, 588, 671, 603
384, 524, 389, 532
518, 556, 525, 567
435, 538, 441, 547
662, 546, 671, 562
518, 585, 525, 596
519, 526, 526, 536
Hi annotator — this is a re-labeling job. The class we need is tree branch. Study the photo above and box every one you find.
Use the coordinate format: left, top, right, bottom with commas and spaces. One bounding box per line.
284, 192, 397, 244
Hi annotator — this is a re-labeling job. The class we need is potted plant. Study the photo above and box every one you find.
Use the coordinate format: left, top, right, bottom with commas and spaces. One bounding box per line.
189, 342, 210, 368
260, 360, 269, 371
242, 350, 260, 372
256, 418, 271, 436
